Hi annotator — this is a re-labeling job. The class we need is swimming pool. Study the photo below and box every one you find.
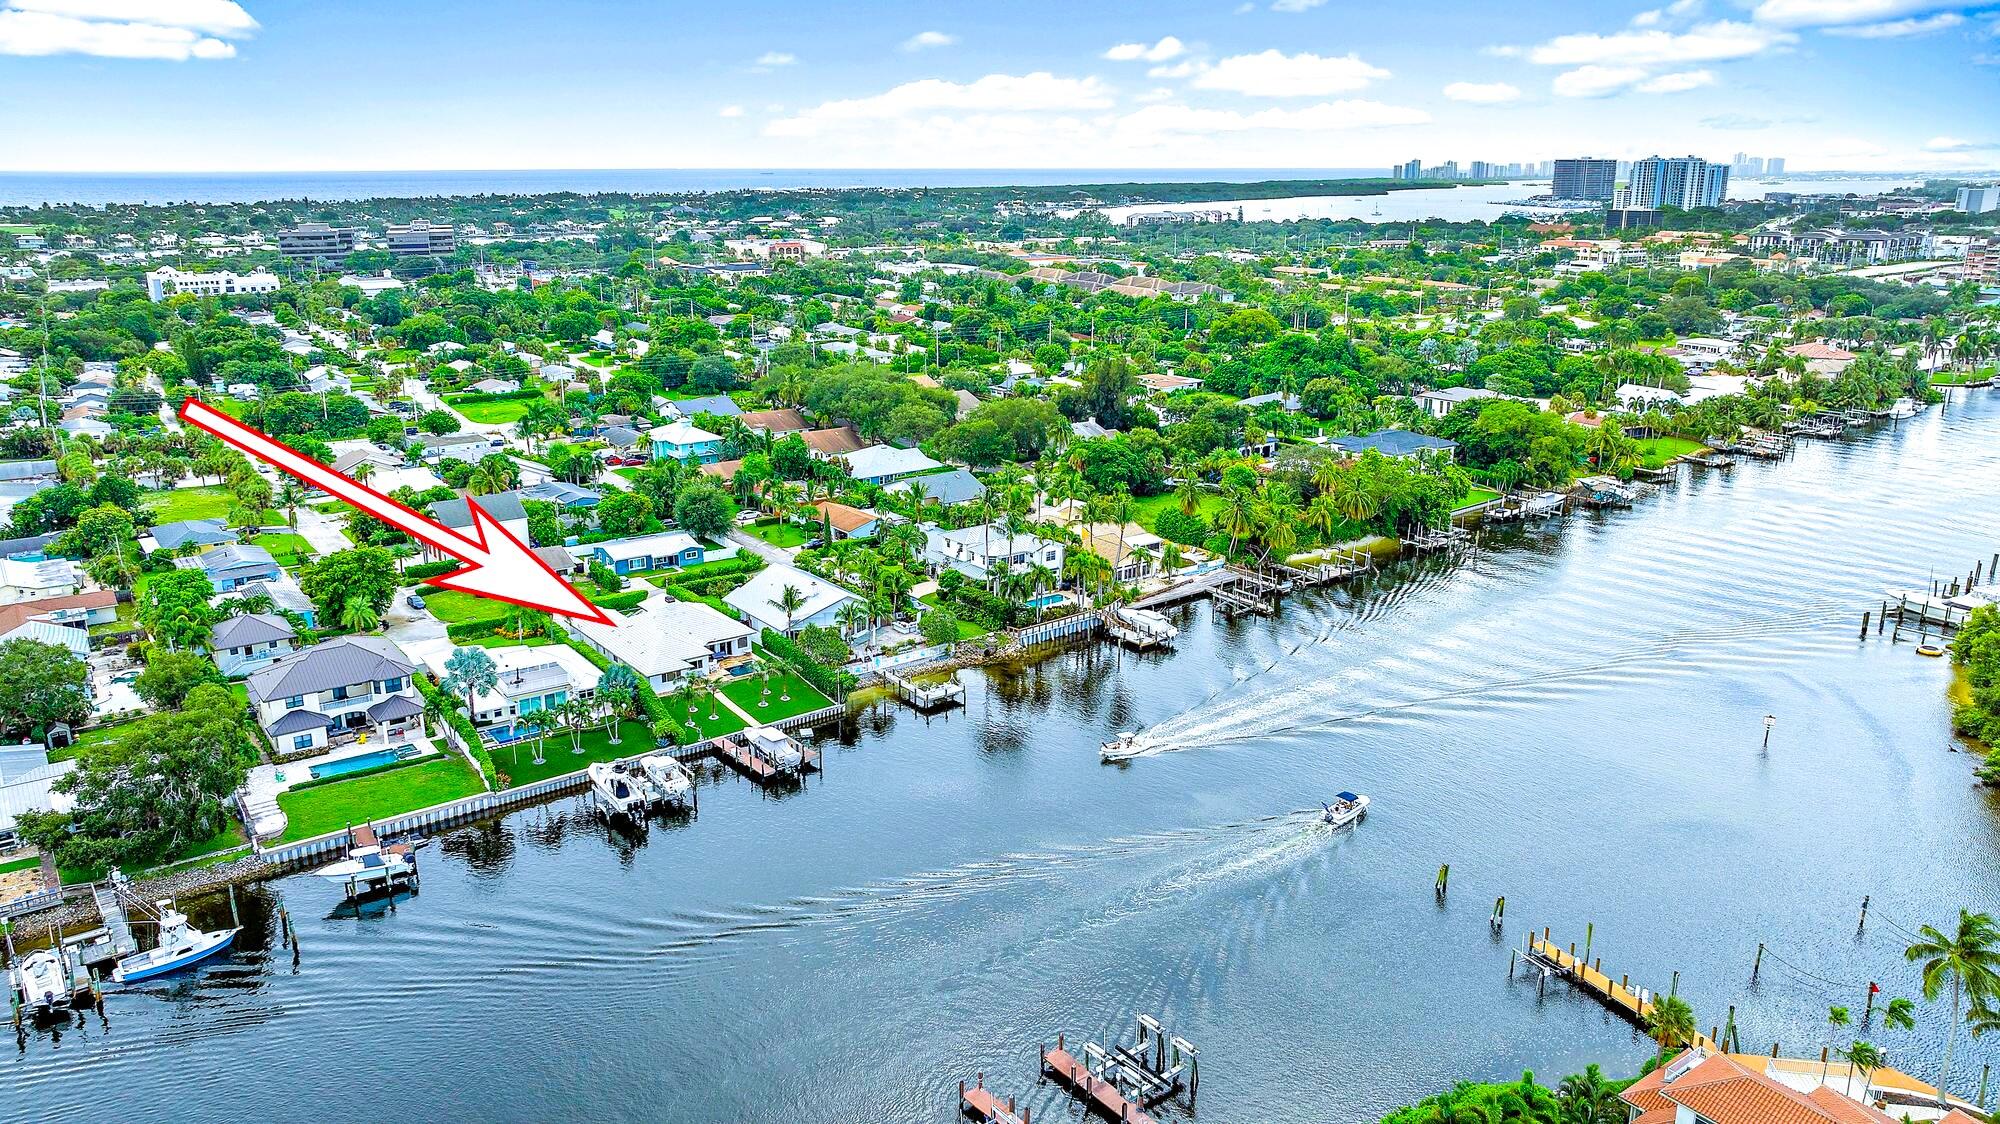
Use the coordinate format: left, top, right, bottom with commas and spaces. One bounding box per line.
308, 746, 415, 781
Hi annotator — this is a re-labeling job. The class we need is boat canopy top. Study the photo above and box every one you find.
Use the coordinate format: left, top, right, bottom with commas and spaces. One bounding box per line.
1334, 792, 1360, 802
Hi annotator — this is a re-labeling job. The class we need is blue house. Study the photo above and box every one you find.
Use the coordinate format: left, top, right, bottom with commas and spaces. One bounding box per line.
588, 531, 705, 576
648, 420, 725, 463
173, 544, 282, 593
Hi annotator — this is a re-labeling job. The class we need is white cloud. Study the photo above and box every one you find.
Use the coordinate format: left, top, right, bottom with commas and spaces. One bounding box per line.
0, 0, 254, 59
1134, 86, 1176, 103
1632, 8, 1665, 26
900, 30, 956, 52
1636, 68, 1716, 91
766, 72, 1114, 136
1270, 0, 1328, 10
1551, 64, 1649, 97
1103, 35, 1184, 62
1147, 59, 1206, 79
1108, 100, 1428, 146
1925, 135, 1989, 151
755, 50, 796, 67
1190, 49, 1389, 96
1528, 20, 1791, 67
1441, 80, 1522, 103
1822, 11, 1963, 35
718, 105, 745, 118
1751, 0, 1965, 28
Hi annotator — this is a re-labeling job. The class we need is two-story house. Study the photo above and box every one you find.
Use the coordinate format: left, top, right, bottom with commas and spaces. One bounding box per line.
173, 544, 283, 593
648, 420, 725, 463
246, 635, 423, 754
209, 612, 298, 677
922, 523, 1065, 584
587, 531, 706, 577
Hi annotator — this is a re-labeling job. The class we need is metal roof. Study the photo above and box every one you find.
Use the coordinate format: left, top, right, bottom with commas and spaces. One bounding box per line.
247, 635, 418, 704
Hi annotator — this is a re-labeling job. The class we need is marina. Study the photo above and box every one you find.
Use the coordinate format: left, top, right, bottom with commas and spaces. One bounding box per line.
6, 390, 1998, 1123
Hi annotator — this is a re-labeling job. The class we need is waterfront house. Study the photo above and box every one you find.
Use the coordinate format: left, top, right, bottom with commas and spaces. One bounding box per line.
724, 562, 861, 638
648, 420, 725, 464
838, 445, 944, 486
0, 557, 82, 606
923, 522, 1064, 584
170, 544, 281, 594
1784, 340, 1858, 377
245, 635, 423, 754
144, 518, 239, 554
209, 612, 298, 677
568, 596, 754, 690
587, 531, 705, 576
1329, 430, 1458, 461
805, 501, 881, 541
1078, 523, 1163, 584
1619, 1046, 1971, 1124
419, 642, 599, 735
885, 467, 985, 508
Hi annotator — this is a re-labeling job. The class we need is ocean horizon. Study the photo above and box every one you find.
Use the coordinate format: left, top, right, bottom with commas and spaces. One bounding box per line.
0, 166, 1944, 208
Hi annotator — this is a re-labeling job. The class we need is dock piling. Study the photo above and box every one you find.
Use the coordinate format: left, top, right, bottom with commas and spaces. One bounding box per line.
1858, 895, 1869, 933
1434, 864, 1449, 899
1860, 611, 1870, 639
1753, 942, 1764, 980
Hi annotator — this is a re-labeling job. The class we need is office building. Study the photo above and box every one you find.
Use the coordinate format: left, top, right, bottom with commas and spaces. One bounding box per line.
1551, 158, 1618, 201
1626, 156, 1730, 210
145, 266, 282, 302
385, 221, 457, 256
276, 223, 356, 261
1604, 208, 1664, 230
1956, 185, 2000, 214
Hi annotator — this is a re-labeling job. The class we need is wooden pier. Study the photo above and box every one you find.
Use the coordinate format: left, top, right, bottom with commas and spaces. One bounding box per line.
1483, 491, 1568, 524
1042, 1037, 1159, 1124
959, 1073, 1029, 1124
1400, 525, 1470, 552
1520, 929, 1714, 1050
714, 727, 819, 785
885, 670, 966, 711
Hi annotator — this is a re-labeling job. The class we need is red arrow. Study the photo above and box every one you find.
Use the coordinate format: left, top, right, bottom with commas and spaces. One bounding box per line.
179, 399, 615, 626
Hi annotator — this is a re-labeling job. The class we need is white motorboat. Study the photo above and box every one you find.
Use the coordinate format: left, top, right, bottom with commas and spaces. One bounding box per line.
9, 947, 75, 1016
589, 761, 651, 818
1100, 731, 1146, 761
744, 727, 803, 772
314, 823, 416, 891
111, 902, 237, 984
1322, 792, 1370, 828
639, 754, 695, 807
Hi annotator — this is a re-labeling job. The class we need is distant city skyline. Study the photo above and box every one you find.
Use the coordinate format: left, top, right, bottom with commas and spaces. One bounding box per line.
0, 0, 1995, 173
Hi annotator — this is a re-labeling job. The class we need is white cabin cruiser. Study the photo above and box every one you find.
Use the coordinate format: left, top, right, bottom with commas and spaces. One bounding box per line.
1322, 792, 1370, 828
744, 727, 803, 772
111, 902, 237, 984
9, 947, 76, 1016
589, 761, 651, 818
314, 823, 416, 891
639, 753, 695, 808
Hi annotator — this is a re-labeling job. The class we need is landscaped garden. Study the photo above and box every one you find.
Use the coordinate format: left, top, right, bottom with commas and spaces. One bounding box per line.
720, 671, 834, 722
746, 517, 810, 548
489, 718, 654, 787
276, 756, 485, 842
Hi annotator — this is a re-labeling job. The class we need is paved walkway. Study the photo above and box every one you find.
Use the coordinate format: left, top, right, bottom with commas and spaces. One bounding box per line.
725, 526, 794, 568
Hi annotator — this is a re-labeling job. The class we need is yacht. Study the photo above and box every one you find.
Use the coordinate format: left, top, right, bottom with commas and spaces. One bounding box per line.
589, 761, 651, 818
9, 947, 77, 1016
111, 902, 237, 983
1322, 792, 1370, 829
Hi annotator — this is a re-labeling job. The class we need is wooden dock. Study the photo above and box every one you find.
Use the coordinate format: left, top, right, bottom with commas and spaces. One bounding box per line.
1522, 930, 1714, 1050
1041, 1037, 1159, 1124
959, 1074, 1029, 1124
714, 728, 819, 785
885, 670, 965, 710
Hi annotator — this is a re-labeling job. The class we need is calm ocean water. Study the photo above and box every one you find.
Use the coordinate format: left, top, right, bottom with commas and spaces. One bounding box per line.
9, 391, 1998, 1122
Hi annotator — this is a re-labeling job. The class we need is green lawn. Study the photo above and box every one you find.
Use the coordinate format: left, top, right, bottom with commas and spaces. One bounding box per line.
614, 466, 642, 480
0, 854, 40, 876
449, 398, 533, 424
1931, 366, 1993, 387
59, 718, 142, 762
658, 695, 749, 741
746, 518, 809, 547
1130, 490, 1223, 530
720, 672, 834, 722
143, 484, 278, 525
249, 531, 315, 566
1453, 486, 1502, 511
490, 719, 654, 787
277, 756, 484, 842
416, 588, 497, 623
1634, 435, 1707, 469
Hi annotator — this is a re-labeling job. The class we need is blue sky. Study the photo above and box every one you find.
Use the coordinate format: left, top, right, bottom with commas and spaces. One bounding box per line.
0, 0, 1994, 172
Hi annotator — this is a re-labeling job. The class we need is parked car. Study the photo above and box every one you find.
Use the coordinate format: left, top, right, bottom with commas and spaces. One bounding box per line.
405, 594, 427, 610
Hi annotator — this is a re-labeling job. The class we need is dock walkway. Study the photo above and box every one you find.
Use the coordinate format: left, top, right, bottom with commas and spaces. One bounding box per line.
1041, 1039, 1158, 1124
1524, 931, 1715, 1050
958, 1074, 1029, 1123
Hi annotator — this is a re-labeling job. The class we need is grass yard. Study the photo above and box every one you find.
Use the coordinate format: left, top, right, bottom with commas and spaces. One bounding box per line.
660, 697, 749, 742
212, 398, 253, 420
1931, 366, 1994, 387
1129, 490, 1223, 530
746, 518, 809, 548
416, 588, 497, 624
249, 531, 315, 565
449, 398, 533, 424
143, 484, 279, 525
1452, 486, 1502, 511
0, 853, 41, 876
1634, 435, 1708, 469
720, 672, 834, 722
277, 756, 484, 842
491, 719, 653, 787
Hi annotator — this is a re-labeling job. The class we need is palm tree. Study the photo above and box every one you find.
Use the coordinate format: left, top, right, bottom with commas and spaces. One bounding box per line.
561, 698, 589, 754
1646, 994, 1696, 1051
1904, 909, 2000, 1110
1882, 996, 1917, 1033
597, 664, 640, 744
522, 709, 553, 766
1823, 1006, 1851, 1083
1329, 471, 1380, 525
1217, 487, 1257, 558
338, 598, 380, 633
1174, 456, 1203, 517
1838, 1040, 1884, 1102
776, 583, 807, 635
1556, 1064, 1622, 1124
835, 601, 870, 643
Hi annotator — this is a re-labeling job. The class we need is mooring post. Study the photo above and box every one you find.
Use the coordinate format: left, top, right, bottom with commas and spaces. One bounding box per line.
1858, 895, 1870, 932
1860, 611, 1870, 639
228, 882, 239, 929
1584, 921, 1594, 967
1878, 603, 1887, 635
1509, 949, 1517, 976
1979, 1063, 1990, 1110
1435, 864, 1449, 898
1864, 982, 1877, 1020
1753, 942, 1764, 980
1670, 970, 1679, 999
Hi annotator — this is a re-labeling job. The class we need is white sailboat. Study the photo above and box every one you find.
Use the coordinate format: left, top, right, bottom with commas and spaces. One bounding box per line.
111, 902, 237, 984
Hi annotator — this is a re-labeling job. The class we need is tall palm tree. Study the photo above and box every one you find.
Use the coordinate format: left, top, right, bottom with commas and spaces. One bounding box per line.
1904, 909, 2000, 1109
1646, 994, 1696, 1051
1823, 1006, 1851, 1082
776, 583, 807, 635
834, 600, 870, 642
1881, 996, 1917, 1033
1217, 487, 1257, 558
1838, 1040, 1884, 1102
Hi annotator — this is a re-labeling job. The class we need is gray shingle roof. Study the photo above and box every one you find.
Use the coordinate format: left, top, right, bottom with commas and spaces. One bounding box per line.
428, 491, 529, 529
211, 612, 296, 650
1331, 429, 1459, 457
886, 467, 986, 506
152, 518, 239, 551
247, 635, 418, 704
366, 694, 423, 721
174, 543, 278, 577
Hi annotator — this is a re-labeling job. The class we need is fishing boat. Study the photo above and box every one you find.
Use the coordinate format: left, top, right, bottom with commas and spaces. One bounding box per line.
1100, 731, 1146, 761
9, 947, 77, 1016
111, 902, 237, 984
314, 823, 416, 891
589, 761, 651, 819
1322, 792, 1370, 828
639, 753, 695, 809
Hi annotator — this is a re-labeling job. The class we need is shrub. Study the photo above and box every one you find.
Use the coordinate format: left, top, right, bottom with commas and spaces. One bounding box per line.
1154, 508, 1209, 546
760, 628, 854, 697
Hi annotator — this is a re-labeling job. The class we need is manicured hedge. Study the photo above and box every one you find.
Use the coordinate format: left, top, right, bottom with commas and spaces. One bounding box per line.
405, 559, 462, 582
760, 628, 855, 697
415, 673, 495, 787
